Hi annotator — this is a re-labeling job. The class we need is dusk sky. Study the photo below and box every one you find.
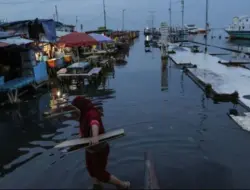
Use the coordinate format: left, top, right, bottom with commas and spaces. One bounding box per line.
0, 0, 250, 30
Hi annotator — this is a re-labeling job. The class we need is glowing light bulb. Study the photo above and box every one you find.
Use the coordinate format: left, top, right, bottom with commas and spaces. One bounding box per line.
57, 91, 61, 97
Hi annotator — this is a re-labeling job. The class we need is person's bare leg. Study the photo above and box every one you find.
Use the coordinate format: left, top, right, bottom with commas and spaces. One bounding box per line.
92, 177, 102, 185
92, 178, 103, 189
108, 175, 130, 189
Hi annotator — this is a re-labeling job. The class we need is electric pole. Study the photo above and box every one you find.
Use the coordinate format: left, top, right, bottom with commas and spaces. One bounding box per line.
103, 0, 107, 29
205, 0, 209, 53
149, 11, 155, 29
181, 0, 184, 32
169, 0, 172, 29
55, 5, 59, 22
75, 16, 78, 32
122, 9, 125, 31
81, 24, 83, 32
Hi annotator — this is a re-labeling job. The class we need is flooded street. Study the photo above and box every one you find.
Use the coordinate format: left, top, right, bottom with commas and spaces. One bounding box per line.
1, 0, 250, 188
1, 35, 250, 188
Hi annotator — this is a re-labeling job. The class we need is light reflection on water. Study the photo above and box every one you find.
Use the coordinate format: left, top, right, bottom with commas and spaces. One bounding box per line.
1, 35, 250, 188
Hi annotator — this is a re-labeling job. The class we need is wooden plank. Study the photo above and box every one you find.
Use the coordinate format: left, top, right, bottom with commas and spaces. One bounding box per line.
43, 110, 77, 119
218, 60, 250, 64
144, 152, 160, 189
100, 59, 109, 64
87, 67, 102, 76
54, 128, 125, 148
57, 73, 89, 77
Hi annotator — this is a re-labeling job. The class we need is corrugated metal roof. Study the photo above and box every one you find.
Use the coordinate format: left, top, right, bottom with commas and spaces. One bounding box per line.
0, 31, 13, 38
0, 36, 33, 47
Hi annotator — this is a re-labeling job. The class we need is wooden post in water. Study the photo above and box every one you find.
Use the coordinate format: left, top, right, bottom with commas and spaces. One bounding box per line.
205, 0, 209, 53
144, 152, 160, 189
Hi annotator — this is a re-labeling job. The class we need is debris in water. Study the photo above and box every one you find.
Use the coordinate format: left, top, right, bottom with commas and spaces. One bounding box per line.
203, 156, 209, 160
148, 125, 153, 130
188, 137, 195, 143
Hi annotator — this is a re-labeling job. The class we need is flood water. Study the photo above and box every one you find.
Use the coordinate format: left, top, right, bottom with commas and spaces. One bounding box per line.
0, 34, 250, 189
2, 0, 250, 188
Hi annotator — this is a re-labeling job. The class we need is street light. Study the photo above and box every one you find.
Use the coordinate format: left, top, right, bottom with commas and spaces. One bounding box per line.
122, 9, 126, 31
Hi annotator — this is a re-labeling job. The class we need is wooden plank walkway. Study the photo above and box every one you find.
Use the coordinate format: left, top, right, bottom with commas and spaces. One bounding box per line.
170, 47, 250, 109
218, 60, 250, 65
229, 112, 250, 132
191, 40, 250, 55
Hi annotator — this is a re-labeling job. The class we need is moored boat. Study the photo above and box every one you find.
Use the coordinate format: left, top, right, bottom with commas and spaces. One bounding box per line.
225, 16, 250, 40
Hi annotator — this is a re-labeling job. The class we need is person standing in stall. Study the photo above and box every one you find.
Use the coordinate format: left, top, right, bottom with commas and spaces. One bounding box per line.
67, 96, 130, 189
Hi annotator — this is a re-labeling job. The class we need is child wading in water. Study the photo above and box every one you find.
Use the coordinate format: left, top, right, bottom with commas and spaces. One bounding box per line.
69, 96, 130, 189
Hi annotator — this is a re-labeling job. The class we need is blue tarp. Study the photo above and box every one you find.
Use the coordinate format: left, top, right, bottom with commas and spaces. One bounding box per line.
33, 61, 48, 84
0, 77, 34, 92
55, 57, 65, 68
0, 76, 4, 85
41, 20, 56, 42
89, 33, 113, 43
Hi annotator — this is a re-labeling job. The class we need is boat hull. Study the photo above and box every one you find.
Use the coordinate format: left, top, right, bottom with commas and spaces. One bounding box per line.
225, 30, 250, 39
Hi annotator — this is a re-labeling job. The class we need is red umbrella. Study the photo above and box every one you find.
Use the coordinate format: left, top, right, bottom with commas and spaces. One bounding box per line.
58, 32, 98, 47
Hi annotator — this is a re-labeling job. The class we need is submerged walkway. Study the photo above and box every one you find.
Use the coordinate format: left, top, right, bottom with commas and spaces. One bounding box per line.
170, 47, 250, 110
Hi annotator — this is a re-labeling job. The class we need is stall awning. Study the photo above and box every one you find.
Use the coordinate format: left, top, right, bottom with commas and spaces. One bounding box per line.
89, 33, 113, 43
0, 36, 33, 47
58, 32, 97, 47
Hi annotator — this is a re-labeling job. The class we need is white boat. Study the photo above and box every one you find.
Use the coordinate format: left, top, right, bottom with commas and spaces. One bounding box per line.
184, 24, 197, 32
225, 16, 250, 40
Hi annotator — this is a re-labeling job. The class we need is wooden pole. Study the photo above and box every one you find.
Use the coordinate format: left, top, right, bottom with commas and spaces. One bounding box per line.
55, 5, 59, 22
122, 9, 126, 31
205, 0, 209, 53
169, 0, 172, 29
144, 152, 160, 189
103, 0, 107, 29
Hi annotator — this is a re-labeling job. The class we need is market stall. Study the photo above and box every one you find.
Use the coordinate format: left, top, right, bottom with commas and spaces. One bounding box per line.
58, 32, 98, 62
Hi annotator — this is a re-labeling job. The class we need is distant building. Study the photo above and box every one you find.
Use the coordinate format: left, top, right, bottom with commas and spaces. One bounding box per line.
55, 21, 75, 32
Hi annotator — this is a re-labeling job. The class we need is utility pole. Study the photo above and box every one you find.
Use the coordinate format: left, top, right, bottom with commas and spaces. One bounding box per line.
122, 9, 125, 31
75, 16, 78, 32
169, 0, 172, 29
55, 5, 59, 22
103, 0, 107, 29
205, 0, 209, 53
149, 11, 155, 29
181, 0, 184, 32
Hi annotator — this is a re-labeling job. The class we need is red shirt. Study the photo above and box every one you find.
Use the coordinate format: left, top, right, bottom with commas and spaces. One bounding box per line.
79, 108, 105, 138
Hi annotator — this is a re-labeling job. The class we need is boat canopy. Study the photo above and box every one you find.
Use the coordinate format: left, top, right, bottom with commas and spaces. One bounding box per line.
89, 33, 113, 43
